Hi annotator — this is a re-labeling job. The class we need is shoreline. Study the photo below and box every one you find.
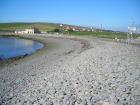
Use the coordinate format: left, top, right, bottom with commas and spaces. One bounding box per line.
0, 35, 50, 67
0, 34, 140, 105
0, 34, 91, 67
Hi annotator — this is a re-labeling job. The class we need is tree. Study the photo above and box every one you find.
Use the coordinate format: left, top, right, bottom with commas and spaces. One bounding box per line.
53, 29, 60, 32
34, 27, 41, 33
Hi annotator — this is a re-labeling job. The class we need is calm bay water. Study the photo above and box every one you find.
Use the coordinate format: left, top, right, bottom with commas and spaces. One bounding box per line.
0, 37, 44, 60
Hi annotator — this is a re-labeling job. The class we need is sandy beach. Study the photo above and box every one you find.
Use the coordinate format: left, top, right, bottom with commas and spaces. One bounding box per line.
0, 35, 140, 105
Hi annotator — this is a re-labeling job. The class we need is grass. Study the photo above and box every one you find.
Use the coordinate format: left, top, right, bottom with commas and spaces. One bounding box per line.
0, 22, 139, 39
0, 22, 59, 32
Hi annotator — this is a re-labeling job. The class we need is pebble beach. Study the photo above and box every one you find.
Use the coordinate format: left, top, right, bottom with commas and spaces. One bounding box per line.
0, 35, 140, 105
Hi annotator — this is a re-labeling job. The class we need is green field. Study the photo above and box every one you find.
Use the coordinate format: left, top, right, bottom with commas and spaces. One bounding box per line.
0, 22, 59, 32
0, 22, 139, 39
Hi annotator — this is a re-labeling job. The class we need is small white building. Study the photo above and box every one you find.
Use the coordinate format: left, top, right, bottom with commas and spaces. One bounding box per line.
15, 29, 34, 34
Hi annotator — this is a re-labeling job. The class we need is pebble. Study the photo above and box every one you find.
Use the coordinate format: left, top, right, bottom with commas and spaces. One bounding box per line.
0, 36, 140, 105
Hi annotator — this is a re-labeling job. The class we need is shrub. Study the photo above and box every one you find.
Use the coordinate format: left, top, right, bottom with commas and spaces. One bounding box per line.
53, 29, 60, 32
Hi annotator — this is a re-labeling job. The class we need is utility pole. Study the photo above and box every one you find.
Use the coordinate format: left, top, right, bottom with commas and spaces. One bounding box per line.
101, 24, 102, 32
60, 24, 63, 34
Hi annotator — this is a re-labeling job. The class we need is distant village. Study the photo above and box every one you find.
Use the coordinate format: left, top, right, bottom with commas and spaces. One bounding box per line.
14, 24, 113, 35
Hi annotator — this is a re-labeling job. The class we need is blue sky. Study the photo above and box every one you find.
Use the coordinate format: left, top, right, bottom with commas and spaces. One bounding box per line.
0, 0, 140, 31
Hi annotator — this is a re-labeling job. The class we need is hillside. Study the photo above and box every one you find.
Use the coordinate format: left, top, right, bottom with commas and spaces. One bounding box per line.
0, 22, 139, 39
0, 22, 60, 32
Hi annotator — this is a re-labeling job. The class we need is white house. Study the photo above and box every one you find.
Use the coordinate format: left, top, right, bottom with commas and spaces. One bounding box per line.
15, 29, 34, 34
